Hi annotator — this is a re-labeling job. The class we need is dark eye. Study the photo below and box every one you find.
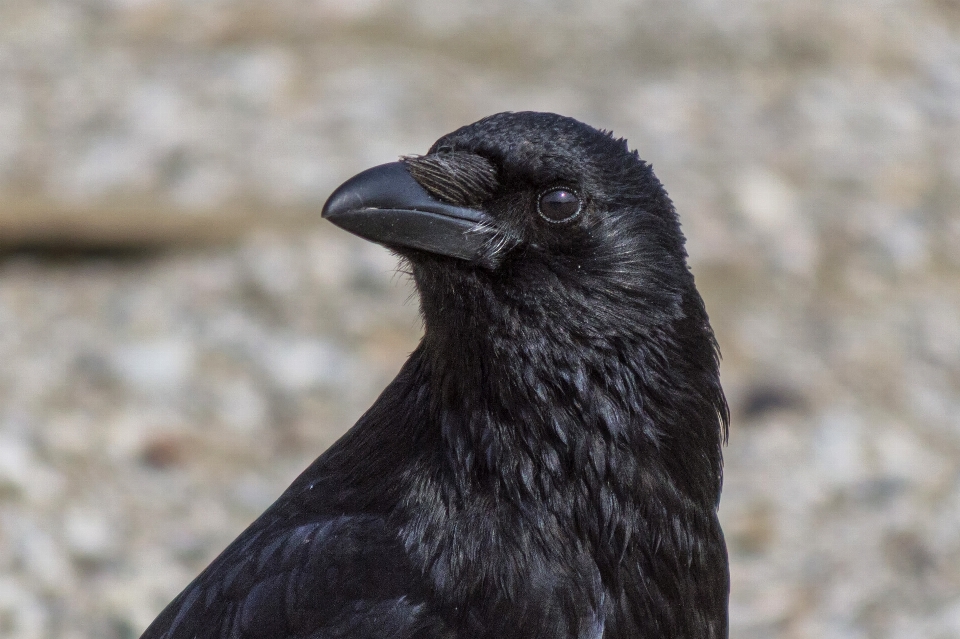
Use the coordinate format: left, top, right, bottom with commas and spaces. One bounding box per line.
538, 188, 582, 223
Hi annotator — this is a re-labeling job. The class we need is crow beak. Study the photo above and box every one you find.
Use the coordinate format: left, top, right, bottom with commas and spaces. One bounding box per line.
322, 162, 498, 264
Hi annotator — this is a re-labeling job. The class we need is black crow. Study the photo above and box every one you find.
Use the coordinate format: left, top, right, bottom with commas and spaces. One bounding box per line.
140, 112, 730, 639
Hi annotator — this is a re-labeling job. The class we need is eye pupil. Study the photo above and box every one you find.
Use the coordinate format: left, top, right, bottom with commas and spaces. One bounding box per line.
538, 189, 581, 222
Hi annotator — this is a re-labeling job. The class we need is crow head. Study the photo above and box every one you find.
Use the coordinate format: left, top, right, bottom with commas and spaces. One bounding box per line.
324, 112, 695, 344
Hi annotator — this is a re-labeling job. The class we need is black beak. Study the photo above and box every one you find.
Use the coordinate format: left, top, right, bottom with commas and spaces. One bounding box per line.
321, 162, 498, 264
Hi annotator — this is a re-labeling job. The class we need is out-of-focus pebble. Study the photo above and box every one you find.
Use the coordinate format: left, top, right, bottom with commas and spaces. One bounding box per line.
0, 578, 48, 639
63, 506, 119, 563
111, 338, 197, 395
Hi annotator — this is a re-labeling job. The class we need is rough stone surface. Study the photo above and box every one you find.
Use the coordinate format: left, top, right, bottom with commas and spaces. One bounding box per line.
0, 2, 958, 638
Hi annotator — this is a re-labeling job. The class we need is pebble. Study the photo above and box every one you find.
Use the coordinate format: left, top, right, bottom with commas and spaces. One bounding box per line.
259, 337, 345, 393
63, 507, 118, 563
111, 338, 197, 395
735, 167, 818, 276
0, 578, 47, 639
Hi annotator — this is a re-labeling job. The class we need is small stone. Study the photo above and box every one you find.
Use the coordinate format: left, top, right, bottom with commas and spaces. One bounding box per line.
739, 383, 807, 421
111, 338, 197, 394
735, 167, 818, 275
727, 500, 776, 556
813, 412, 868, 487
0, 432, 35, 497
63, 507, 118, 564
139, 435, 186, 470
0, 433, 63, 505
217, 379, 267, 434
19, 526, 74, 588
882, 530, 934, 578
0, 578, 48, 639
260, 337, 344, 393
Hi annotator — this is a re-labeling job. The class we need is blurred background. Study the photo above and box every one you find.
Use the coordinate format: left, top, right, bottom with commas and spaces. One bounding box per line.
0, 1, 958, 637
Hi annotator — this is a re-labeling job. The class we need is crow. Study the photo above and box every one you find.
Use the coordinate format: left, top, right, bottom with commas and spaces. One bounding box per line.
140, 112, 730, 639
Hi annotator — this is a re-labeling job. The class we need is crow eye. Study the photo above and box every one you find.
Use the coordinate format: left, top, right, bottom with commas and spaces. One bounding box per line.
538, 188, 582, 223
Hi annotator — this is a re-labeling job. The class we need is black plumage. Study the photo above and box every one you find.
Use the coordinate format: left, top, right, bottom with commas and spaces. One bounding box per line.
140, 112, 730, 639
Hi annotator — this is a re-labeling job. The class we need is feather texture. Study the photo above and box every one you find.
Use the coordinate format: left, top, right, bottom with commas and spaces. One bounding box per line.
140, 112, 729, 639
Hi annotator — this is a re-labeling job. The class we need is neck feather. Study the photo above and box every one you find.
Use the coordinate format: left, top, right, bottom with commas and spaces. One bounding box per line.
415, 265, 727, 515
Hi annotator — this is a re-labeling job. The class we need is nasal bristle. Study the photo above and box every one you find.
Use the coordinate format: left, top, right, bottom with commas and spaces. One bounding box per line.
402, 152, 498, 207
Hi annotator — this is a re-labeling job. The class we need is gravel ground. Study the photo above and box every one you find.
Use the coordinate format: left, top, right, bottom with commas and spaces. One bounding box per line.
0, 1, 959, 638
